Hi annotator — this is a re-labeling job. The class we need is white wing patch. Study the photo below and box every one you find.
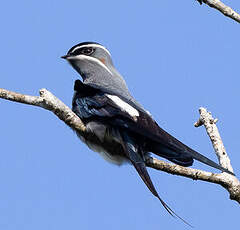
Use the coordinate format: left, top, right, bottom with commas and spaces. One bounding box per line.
106, 94, 139, 117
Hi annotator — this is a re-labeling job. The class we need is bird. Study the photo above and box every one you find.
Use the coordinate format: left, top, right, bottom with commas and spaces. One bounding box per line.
61, 42, 234, 224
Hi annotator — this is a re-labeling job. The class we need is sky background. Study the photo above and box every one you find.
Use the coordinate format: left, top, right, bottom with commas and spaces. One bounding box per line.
0, 1, 239, 229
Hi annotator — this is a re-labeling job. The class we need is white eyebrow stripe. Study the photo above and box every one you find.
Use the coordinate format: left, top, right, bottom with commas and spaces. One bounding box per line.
68, 55, 113, 75
106, 94, 139, 117
71, 44, 111, 56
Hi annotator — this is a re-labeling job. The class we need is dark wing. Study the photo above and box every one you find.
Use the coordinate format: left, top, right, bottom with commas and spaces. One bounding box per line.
73, 80, 234, 175
121, 109, 233, 173
119, 108, 233, 174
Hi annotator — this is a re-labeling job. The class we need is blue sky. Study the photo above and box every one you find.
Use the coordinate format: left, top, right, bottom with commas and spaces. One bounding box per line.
0, 1, 239, 229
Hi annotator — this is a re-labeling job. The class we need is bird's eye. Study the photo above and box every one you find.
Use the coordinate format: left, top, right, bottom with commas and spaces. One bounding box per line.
81, 47, 94, 55
70, 47, 95, 56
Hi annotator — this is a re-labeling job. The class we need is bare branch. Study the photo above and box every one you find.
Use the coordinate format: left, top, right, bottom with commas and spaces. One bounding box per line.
0, 88, 239, 203
0, 88, 86, 134
146, 157, 240, 203
197, 0, 240, 23
194, 107, 233, 172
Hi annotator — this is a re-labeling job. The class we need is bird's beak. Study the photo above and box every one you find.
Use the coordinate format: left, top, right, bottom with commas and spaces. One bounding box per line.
61, 54, 71, 59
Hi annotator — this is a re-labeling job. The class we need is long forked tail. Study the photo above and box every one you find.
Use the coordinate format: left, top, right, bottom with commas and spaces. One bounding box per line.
133, 158, 193, 227
122, 133, 193, 227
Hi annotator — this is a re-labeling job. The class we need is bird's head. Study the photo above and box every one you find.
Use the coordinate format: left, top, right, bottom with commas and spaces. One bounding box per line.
61, 42, 114, 80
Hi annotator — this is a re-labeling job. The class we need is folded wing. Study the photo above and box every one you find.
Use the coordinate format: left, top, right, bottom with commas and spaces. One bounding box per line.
74, 80, 234, 175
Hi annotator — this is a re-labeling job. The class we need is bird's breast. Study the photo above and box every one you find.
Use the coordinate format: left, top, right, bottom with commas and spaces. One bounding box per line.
75, 124, 127, 165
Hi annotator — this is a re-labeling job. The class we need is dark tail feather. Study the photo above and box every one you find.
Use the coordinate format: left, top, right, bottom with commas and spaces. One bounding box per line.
131, 158, 193, 227
122, 133, 192, 226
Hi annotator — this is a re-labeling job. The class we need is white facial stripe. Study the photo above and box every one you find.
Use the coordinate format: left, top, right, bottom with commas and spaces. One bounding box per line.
68, 55, 112, 75
106, 95, 139, 117
71, 44, 111, 56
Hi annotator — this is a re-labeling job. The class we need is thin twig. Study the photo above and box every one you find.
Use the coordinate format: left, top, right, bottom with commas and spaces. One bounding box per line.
197, 0, 240, 23
0, 88, 239, 203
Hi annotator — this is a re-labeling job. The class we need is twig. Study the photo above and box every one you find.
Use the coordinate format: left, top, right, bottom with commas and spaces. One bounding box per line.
0, 88, 239, 203
197, 0, 240, 23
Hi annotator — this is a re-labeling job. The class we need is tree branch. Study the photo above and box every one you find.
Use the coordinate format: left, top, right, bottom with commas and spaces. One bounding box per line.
197, 0, 240, 23
0, 88, 86, 134
194, 107, 233, 172
0, 88, 239, 203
